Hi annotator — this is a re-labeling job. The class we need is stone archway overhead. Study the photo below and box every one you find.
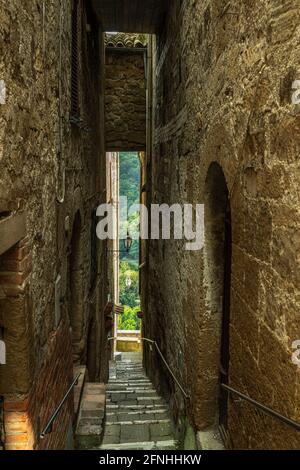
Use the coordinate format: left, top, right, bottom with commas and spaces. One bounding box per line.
105, 33, 148, 49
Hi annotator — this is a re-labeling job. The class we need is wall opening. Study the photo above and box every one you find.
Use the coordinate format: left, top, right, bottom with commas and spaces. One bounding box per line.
106, 151, 143, 355
117, 152, 142, 353
0, 235, 32, 450
204, 162, 232, 444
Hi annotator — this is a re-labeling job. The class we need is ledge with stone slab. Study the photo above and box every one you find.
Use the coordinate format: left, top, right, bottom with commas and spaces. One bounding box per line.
75, 382, 106, 450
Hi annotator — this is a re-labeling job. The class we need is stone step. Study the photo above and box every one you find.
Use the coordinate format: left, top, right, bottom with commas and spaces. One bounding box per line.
108, 382, 151, 385
107, 408, 169, 417
116, 366, 144, 369
106, 418, 171, 426
106, 397, 165, 406
107, 389, 157, 397
115, 376, 146, 380
99, 440, 177, 450
107, 415, 170, 424
107, 386, 154, 392
101, 421, 174, 446
109, 379, 151, 382
107, 384, 152, 389
110, 376, 149, 379
107, 403, 168, 411
107, 394, 164, 401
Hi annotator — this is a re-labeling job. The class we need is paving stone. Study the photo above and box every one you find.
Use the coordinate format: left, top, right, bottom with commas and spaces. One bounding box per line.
120, 423, 150, 443
150, 421, 173, 440
119, 412, 156, 421
137, 398, 157, 405
85, 383, 106, 394
106, 414, 119, 423
78, 417, 103, 426
102, 424, 121, 445
117, 400, 138, 406
155, 412, 169, 420
102, 434, 121, 445
105, 424, 121, 436
81, 409, 105, 418
82, 400, 105, 410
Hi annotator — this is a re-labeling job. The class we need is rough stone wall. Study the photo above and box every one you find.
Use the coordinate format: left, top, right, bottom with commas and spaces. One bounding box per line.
144, 0, 300, 450
105, 50, 146, 151
3, 320, 73, 450
0, 397, 3, 449
0, 0, 108, 449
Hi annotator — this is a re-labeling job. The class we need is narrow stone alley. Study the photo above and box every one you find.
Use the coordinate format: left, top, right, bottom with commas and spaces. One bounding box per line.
100, 354, 177, 450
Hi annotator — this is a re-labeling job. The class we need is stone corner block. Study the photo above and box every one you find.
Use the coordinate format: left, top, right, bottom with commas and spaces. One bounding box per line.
196, 428, 225, 451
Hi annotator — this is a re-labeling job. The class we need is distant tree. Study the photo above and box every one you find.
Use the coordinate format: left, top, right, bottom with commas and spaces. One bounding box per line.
119, 152, 140, 266
119, 261, 139, 308
118, 305, 141, 331
118, 152, 141, 331
119, 152, 140, 207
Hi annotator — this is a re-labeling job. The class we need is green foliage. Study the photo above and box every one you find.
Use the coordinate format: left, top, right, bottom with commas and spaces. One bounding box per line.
119, 152, 140, 265
119, 261, 139, 308
119, 152, 140, 208
118, 153, 141, 331
118, 305, 141, 331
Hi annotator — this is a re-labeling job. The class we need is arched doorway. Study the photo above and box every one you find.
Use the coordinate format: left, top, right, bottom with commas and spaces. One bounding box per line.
68, 211, 84, 364
204, 162, 232, 445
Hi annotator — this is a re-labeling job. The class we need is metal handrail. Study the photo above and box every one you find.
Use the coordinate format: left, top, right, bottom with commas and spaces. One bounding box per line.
40, 373, 81, 439
221, 383, 300, 432
108, 334, 300, 428
142, 338, 190, 399
107, 335, 189, 399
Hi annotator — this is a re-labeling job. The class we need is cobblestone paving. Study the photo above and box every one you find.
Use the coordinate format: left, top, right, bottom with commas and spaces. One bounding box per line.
99, 353, 177, 450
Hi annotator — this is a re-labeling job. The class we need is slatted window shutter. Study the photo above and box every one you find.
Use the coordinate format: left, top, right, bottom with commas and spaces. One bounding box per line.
71, 0, 79, 121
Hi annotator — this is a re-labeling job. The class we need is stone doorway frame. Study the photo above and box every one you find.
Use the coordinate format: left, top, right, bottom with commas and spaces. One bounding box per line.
0, 210, 34, 449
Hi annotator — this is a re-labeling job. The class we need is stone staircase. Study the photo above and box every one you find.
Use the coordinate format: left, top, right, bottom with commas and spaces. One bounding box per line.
99, 354, 177, 450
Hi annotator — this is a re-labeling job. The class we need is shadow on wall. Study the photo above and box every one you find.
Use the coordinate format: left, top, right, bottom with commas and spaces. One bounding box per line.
203, 162, 232, 445
68, 211, 84, 365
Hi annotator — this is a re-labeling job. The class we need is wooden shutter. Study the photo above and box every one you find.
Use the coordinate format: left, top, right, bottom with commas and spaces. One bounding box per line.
71, 0, 79, 121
